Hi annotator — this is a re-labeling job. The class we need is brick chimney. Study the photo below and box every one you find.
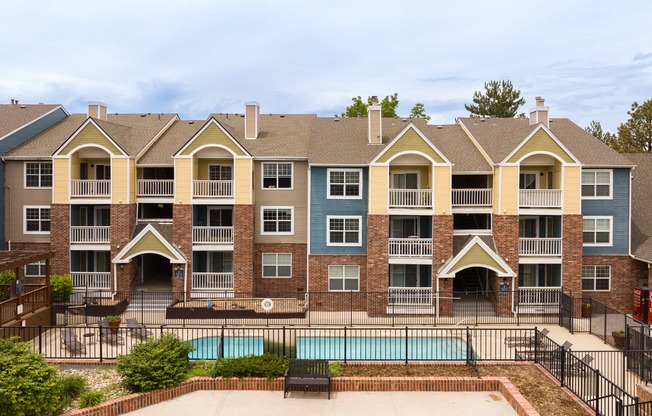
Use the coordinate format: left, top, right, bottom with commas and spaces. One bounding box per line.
368, 96, 382, 144
245, 101, 259, 139
529, 96, 549, 128
88, 101, 108, 121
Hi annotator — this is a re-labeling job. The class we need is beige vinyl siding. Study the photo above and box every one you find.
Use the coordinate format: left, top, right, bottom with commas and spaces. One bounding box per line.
111, 158, 129, 203
376, 127, 445, 164
434, 165, 451, 213
53, 158, 70, 204
492, 167, 500, 211
5, 161, 52, 243
369, 165, 388, 214
179, 123, 246, 156
235, 159, 252, 205
498, 165, 519, 214
449, 244, 507, 274
553, 161, 563, 189
123, 230, 175, 260
174, 158, 192, 203
59, 124, 122, 156
507, 130, 574, 164
563, 165, 581, 214
254, 161, 307, 243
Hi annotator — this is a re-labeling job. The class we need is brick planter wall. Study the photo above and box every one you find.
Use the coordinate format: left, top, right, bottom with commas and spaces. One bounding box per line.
254, 243, 307, 294
50, 204, 71, 276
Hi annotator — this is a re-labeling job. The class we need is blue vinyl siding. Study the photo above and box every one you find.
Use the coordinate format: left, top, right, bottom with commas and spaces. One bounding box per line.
582, 168, 630, 255
310, 167, 368, 254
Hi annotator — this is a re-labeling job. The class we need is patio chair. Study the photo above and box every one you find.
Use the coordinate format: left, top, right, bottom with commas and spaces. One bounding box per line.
505, 328, 550, 347
569, 353, 594, 375
126, 318, 153, 340
61, 329, 86, 355
98, 319, 125, 345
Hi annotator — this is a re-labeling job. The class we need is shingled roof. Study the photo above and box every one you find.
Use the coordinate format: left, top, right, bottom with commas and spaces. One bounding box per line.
0, 104, 62, 140
627, 154, 652, 262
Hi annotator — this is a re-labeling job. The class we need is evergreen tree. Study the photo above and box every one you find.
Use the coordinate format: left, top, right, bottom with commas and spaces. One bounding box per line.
465, 80, 526, 118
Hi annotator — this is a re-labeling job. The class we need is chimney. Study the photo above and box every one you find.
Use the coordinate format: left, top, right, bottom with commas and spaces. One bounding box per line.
245, 101, 259, 139
368, 95, 382, 144
88, 101, 108, 121
529, 96, 549, 128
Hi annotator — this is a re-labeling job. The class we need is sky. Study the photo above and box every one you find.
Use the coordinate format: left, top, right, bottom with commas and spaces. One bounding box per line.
1, 1, 651, 133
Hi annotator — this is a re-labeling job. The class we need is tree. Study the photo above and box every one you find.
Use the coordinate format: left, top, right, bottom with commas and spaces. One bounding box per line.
339, 94, 399, 118
409, 103, 431, 122
585, 120, 617, 143
612, 99, 652, 153
464, 80, 526, 118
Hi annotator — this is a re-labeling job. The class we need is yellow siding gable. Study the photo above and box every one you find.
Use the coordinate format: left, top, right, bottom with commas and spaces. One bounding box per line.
507, 129, 574, 163
376, 127, 445, 164
59, 123, 122, 156
369, 165, 388, 214
123, 230, 175, 260
179, 123, 246, 156
449, 244, 507, 275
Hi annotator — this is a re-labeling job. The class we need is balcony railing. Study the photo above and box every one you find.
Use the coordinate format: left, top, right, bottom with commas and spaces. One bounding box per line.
388, 287, 433, 306
70, 180, 111, 197
192, 272, 234, 290
388, 238, 432, 257
192, 226, 234, 244
192, 180, 234, 198
518, 287, 561, 306
137, 179, 174, 196
71, 272, 111, 290
70, 226, 110, 244
452, 189, 492, 206
519, 189, 562, 208
389, 189, 432, 208
519, 237, 562, 256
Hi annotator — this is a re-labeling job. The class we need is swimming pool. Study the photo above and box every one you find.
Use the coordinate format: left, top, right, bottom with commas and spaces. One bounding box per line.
189, 336, 264, 360
296, 336, 469, 361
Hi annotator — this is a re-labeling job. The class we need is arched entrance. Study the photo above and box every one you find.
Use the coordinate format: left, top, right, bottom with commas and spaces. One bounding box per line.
137, 253, 173, 290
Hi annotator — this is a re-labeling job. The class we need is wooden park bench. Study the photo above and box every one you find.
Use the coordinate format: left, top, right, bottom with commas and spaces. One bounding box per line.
284, 359, 331, 399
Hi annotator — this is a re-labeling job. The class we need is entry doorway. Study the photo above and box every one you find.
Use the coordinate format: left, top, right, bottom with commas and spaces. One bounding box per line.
137, 254, 172, 290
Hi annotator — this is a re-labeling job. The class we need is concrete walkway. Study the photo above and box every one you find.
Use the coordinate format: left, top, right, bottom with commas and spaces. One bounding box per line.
123, 390, 518, 416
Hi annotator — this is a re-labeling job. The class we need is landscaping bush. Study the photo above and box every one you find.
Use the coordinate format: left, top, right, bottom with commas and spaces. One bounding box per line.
116, 333, 194, 392
50, 274, 73, 302
53, 374, 87, 413
213, 354, 288, 379
78, 390, 105, 408
0, 269, 16, 299
0, 337, 60, 416
329, 362, 343, 377
186, 360, 214, 378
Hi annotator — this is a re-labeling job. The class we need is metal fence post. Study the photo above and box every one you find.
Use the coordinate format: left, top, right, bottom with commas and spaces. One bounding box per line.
282, 326, 286, 358
343, 326, 347, 364
99, 331, 103, 362
405, 326, 409, 365
38, 325, 42, 355
595, 370, 600, 416
350, 290, 353, 326
560, 345, 566, 388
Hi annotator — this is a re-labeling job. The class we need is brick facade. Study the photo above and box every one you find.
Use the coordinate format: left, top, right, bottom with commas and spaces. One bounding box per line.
111, 204, 137, 292
308, 254, 368, 312
50, 204, 70, 276
233, 204, 254, 292
253, 243, 307, 294
366, 214, 388, 315
492, 215, 519, 284
173, 204, 192, 292
562, 215, 583, 295
583, 254, 646, 313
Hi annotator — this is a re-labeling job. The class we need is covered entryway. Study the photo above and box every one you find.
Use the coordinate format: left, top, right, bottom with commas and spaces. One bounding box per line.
138, 253, 173, 290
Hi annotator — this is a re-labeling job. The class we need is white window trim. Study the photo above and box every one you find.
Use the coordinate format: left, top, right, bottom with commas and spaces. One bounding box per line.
261, 162, 294, 190
327, 168, 363, 199
208, 164, 233, 181
24, 205, 51, 235
519, 170, 540, 190
583, 216, 613, 247
581, 169, 613, 200
260, 206, 294, 235
327, 215, 362, 246
25, 260, 46, 277
390, 171, 421, 189
582, 265, 611, 292
328, 265, 360, 292
24, 161, 53, 189
262, 253, 292, 278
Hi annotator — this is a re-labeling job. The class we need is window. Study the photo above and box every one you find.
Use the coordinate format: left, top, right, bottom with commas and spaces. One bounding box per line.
261, 207, 293, 234
262, 253, 292, 278
95, 165, 110, 180
262, 162, 292, 189
583, 217, 612, 246
24, 206, 50, 234
327, 216, 361, 246
209, 165, 232, 181
328, 265, 360, 291
582, 265, 610, 291
328, 169, 362, 198
582, 170, 611, 198
25, 261, 45, 277
25, 162, 52, 188
519, 172, 538, 189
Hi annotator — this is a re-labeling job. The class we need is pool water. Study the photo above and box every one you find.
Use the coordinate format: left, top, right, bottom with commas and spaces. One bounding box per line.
296, 336, 469, 361
189, 336, 264, 360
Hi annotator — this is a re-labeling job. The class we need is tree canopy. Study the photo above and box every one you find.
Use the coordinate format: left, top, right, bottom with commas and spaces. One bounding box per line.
464, 80, 526, 118
610, 99, 652, 153
409, 103, 431, 122
339, 94, 399, 118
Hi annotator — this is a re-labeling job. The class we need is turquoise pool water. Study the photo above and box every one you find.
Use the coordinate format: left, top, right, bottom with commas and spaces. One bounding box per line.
296, 336, 468, 361
189, 336, 264, 359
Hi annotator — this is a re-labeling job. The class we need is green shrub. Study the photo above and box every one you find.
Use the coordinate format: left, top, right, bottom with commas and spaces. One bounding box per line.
51, 374, 87, 414
186, 360, 214, 378
329, 362, 343, 377
50, 274, 73, 302
213, 354, 288, 379
0, 337, 60, 416
116, 333, 194, 392
0, 269, 16, 299
78, 390, 105, 408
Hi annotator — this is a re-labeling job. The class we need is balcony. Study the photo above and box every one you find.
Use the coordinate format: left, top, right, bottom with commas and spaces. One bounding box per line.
70, 180, 110, 197
452, 189, 492, 207
519, 189, 562, 208
388, 287, 433, 306
137, 179, 174, 197
70, 226, 110, 244
192, 180, 234, 198
389, 189, 432, 208
388, 238, 432, 257
71, 272, 111, 290
192, 226, 234, 244
518, 287, 561, 306
519, 237, 562, 256
192, 272, 234, 290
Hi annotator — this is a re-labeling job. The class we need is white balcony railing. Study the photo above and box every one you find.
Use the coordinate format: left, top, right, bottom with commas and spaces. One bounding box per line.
451, 189, 492, 206
192, 226, 234, 244
518, 287, 561, 306
71, 272, 111, 289
192, 272, 234, 290
519, 189, 562, 208
70, 180, 111, 197
389, 189, 432, 208
192, 180, 234, 198
388, 238, 432, 257
519, 237, 562, 256
70, 226, 110, 244
388, 287, 433, 306
137, 179, 174, 196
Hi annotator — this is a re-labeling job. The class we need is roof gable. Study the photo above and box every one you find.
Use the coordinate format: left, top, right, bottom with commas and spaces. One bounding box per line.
113, 224, 185, 263
438, 236, 515, 277
55, 119, 126, 157
177, 119, 249, 157
504, 125, 578, 164
373, 124, 450, 164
